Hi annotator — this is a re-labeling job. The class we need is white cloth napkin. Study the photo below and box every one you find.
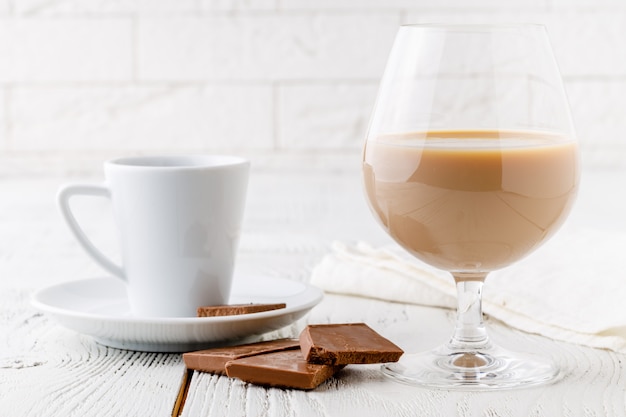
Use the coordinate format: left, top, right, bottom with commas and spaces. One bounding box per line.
311, 227, 626, 353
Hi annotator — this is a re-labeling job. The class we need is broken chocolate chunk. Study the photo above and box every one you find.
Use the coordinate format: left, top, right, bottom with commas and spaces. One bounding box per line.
299, 323, 404, 365
225, 350, 342, 390
183, 339, 300, 375
197, 303, 287, 317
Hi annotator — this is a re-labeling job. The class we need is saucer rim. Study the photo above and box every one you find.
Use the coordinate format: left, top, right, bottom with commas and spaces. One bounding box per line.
31, 275, 323, 324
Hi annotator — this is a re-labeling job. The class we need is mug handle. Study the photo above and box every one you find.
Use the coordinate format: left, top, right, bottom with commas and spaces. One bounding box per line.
57, 183, 126, 282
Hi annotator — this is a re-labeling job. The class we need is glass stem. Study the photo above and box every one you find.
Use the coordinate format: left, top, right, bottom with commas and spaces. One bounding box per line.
448, 273, 491, 351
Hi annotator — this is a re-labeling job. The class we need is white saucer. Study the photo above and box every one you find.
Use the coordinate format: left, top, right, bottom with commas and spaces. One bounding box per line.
32, 275, 323, 353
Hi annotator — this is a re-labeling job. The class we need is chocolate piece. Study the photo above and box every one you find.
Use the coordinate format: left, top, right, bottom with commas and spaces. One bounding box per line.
183, 339, 300, 375
197, 303, 287, 317
225, 350, 342, 390
300, 323, 404, 365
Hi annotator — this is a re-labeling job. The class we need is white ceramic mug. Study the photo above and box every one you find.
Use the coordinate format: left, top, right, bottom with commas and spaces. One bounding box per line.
57, 155, 250, 317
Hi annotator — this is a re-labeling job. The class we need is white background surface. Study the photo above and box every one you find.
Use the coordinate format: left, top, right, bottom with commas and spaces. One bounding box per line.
0, 0, 623, 176
2, 1, 626, 416
2, 169, 626, 416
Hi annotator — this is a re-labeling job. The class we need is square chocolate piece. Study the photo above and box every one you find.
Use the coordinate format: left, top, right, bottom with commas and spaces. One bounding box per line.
225, 350, 342, 390
183, 339, 300, 375
197, 303, 286, 317
299, 323, 404, 365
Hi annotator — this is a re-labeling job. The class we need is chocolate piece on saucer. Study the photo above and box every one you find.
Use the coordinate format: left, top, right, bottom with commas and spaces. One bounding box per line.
225, 350, 342, 390
183, 339, 300, 375
299, 323, 404, 365
197, 303, 287, 317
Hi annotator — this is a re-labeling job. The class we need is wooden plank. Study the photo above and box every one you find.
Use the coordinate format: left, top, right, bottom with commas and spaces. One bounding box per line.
179, 294, 626, 416
0, 289, 185, 416
2, 171, 626, 416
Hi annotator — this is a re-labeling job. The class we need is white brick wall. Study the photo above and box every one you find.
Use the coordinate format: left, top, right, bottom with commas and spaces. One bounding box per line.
10, 84, 274, 150
137, 14, 399, 81
278, 83, 378, 150
0, 18, 132, 82
0, 0, 624, 175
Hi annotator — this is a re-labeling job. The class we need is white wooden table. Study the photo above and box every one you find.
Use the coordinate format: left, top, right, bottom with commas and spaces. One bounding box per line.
1, 165, 625, 417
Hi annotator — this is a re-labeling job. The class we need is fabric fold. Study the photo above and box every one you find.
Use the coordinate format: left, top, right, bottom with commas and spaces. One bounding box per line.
311, 228, 626, 353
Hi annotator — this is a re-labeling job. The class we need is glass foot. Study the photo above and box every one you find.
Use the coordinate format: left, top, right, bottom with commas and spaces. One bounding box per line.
381, 344, 560, 390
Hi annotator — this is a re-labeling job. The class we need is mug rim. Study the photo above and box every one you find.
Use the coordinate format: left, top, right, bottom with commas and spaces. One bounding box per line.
400, 23, 547, 32
106, 154, 250, 170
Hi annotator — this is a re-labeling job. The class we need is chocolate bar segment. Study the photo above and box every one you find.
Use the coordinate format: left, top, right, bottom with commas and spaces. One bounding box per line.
300, 323, 404, 365
183, 339, 300, 375
197, 303, 287, 317
225, 350, 342, 390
